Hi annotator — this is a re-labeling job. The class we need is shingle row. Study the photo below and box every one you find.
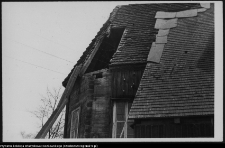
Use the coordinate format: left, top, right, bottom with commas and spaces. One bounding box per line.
110, 3, 201, 65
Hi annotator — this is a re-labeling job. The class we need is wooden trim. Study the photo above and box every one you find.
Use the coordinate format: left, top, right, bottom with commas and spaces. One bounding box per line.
112, 102, 117, 138
124, 102, 128, 138
113, 101, 134, 138
79, 36, 105, 75
63, 101, 70, 138
70, 107, 80, 138
57, 65, 82, 108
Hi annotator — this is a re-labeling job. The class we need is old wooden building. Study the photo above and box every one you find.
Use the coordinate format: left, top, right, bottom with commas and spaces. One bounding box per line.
61, 3, 214, 138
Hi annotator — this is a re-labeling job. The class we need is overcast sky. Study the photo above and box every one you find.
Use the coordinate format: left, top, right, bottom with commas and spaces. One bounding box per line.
2, 1, 223, 142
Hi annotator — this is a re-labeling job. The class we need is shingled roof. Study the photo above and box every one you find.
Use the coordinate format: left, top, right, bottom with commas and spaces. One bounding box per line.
129, 3, 214, 119
62, 3, 202, 87
110, 3, 202, 65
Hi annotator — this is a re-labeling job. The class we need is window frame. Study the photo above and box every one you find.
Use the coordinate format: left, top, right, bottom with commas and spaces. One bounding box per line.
112, 101, 134, 138
70, 107, 80, 138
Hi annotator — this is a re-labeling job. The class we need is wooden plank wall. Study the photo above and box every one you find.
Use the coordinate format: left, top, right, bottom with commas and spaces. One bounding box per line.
134, 116, 214, 138
110, 64, 146, 99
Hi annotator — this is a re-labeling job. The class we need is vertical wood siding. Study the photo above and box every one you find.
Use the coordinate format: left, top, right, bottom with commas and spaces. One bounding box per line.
134, 117, 214, 138
110, 64, 145, 99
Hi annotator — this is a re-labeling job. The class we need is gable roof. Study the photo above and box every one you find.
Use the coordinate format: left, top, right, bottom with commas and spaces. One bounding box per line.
62, 3, 202, 87
129, 3, 214, 119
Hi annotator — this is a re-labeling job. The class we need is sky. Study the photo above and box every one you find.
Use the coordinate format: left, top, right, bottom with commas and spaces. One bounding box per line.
2, 1, 223, 142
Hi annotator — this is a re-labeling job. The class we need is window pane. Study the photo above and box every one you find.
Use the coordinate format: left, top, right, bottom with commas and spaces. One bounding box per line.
74, 118, 78, 131
116, 102, 125, 121
71, 113, 75, 130
71, 111, 78, 131
70, 108, 80, 138
116, 122, 125, 138
71, 120, 74, 131
117, 102, 125, 114
117, 114, 125, 121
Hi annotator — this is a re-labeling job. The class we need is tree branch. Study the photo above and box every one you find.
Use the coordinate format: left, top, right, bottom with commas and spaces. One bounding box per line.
26, 87, 64, 139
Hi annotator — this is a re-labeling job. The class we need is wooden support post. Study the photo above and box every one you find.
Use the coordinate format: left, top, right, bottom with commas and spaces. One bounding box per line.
112, 102, 116, 138
35, 65, 82, 139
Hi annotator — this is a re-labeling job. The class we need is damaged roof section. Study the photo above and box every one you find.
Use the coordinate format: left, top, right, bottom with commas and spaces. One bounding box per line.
129, 4, 214, 119
62, 6, 121, 87
63, 3, 202, 87
85, 27, 125, 73
109, 3, 201, 65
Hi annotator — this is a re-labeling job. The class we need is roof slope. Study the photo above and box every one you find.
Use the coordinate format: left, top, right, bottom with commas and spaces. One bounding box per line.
129, 4, 214, 118
62, 3, 201, 87
110, 3, 201, 65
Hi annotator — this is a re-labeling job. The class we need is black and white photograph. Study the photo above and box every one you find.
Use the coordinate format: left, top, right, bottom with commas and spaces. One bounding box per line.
2, 1, 223, 143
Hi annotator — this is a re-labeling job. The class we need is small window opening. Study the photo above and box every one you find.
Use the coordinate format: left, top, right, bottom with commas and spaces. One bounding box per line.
184, 51, 188, 54
95, 72, 103, 79
85, 27, 125, 73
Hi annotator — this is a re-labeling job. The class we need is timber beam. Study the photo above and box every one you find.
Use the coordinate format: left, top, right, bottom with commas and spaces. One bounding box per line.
35, 65, 82, 138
